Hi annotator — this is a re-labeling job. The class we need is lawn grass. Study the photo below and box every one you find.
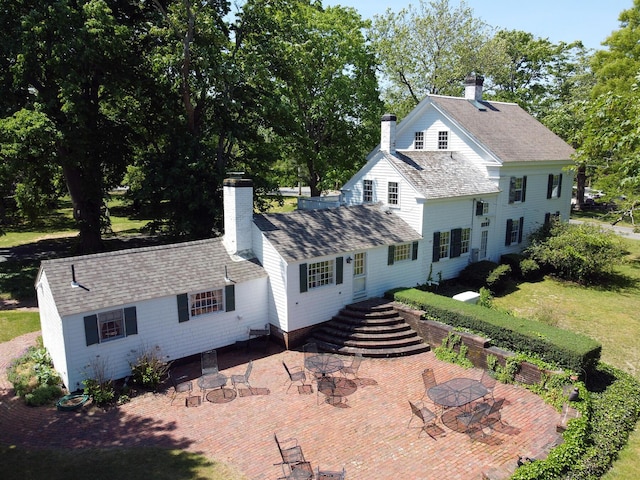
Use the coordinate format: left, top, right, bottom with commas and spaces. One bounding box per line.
0, 310, 40, 342
0, 446, 245, 480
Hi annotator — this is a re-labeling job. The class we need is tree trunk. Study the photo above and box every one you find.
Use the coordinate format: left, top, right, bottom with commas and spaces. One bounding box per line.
575, 163, 586, 210
62, 163, 104, 253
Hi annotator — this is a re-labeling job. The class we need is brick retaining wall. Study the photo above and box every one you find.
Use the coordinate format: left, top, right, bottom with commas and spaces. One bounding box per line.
394, 302, 549, 385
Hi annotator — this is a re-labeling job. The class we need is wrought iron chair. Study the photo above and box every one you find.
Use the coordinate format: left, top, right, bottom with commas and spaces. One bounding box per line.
231, 359, 252, 390
303, 342, 322, 381
168, 370, 193, 405
201, 349, 218, 376
478, 397, 505, 429
479, 369, 497, 400
315, 465, 346, 480
340, 353, 363, 379
456, 405, 490, 436
274, 433, 307, 472
283, 361, 307, 393
420, 368, 437, 401
407, 400, 441, 439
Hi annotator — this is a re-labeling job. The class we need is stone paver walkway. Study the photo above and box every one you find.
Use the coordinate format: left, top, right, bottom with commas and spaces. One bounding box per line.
0, 333, 562, 479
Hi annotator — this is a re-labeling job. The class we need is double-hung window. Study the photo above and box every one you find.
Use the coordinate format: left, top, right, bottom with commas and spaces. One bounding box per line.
414, 131, 424, 149
505, 217, 525, 246
460, 228, 471, 255
308, 260, 334, 289
439, 231, 450, 259
547, 174, 562, 199
84, 306, 138, 346
190, 289, 223, 317
438, 131, 449, 150
508, 176, 527, 203
388, 182, 399, 206
363, 179, 373, 203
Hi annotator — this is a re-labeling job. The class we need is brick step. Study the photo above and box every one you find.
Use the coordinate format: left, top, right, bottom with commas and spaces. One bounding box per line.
313, 327, 419, 343
340, 308, 402, 321
311, 339, 430, 358
324, 321, 412, 335
331, 313, 407, 327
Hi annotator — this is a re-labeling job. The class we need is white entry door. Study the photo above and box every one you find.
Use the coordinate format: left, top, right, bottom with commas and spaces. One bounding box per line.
352, 252, 367, 301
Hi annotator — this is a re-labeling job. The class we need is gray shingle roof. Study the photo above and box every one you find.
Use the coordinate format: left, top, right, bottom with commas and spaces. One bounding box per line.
38, 238, 266, 317
254, 203, 422, 263
388, 151, 501, 199
430, 96, 575, 162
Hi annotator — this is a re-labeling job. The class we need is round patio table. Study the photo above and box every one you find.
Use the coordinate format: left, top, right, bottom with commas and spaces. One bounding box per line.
427, 377, 488, 409
198, 373, 228, 398
304, 354, 343, 377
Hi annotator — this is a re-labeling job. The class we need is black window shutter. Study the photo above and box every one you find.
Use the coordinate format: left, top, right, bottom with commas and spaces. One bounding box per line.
557, 174, 562, 198
547, 174, 553, 199
518, 217, 524, 243
84, 314, 99, 346
505, 219, 513, 246
411, 241, 419, 261
225, 284, 235, 312
336, 257, 344, 284
177, 293, 189, 322
432, 232, 441, 262
476, 201, 484, 216
508, 177, 516, 203
299, 263, 308, 293
521, 176, 527, 202
544, 212, 551, 225
387, 245, 395, 265
450, 228, 462, 258
124, 307, 138, 336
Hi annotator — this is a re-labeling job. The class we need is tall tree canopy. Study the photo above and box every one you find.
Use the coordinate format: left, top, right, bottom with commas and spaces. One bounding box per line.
0, 0, 147, 252
370, 0, 496, 117
236, 0, 383, 197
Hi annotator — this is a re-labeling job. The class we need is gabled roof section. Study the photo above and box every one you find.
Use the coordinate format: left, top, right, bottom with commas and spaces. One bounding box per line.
388, 151, 500, 199
430, 95, 575, 163
254, 203, 421, 263
38, 238, 266, 317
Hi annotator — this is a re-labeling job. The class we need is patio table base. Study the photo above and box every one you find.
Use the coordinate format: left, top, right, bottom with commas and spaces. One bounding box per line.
206, 388, 237, 404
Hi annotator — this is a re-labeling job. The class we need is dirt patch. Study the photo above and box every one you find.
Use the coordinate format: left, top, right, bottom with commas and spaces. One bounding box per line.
0, 298, 38, 311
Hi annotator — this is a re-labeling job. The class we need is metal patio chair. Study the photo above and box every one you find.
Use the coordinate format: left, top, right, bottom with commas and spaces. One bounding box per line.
168, 370, 193, 405
231, 359, 253, 390
479, 369, 497, 400
201, 349, 219, 376
283, 361, 307, 393
407, 400, 441, 439
420, 368, 437, 401
340, 353, 363, 379
274, 433, 307, 469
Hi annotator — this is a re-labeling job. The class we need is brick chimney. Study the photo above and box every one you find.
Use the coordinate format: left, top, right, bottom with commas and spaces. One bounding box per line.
380, 114, 397, 154
464, 74, 484, 101
223, 176, 254, 257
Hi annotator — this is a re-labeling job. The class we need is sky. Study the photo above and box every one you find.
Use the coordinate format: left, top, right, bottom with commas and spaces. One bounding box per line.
322, 0, 633, 51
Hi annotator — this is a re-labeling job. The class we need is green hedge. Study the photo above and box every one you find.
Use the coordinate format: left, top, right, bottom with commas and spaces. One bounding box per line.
387, 288, 601, 372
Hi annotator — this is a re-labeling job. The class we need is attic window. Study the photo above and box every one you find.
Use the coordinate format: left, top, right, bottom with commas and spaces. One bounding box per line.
414, 131, 424, 149
438, 131, 449, 150
363, 179, 373, 203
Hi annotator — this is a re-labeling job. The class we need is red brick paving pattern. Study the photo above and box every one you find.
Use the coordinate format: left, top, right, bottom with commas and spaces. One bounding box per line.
0, 332, 562, 479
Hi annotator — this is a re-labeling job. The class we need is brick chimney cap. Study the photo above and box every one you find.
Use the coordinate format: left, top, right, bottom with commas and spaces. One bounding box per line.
224, 178, 253, 187
381, 113, 397, 122
465, 74, 484, 85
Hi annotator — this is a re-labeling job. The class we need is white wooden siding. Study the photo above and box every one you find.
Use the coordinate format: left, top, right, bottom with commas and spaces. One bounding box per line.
61, 277, 268, 390
256, 230, 290, 331
36, 271, 70, 388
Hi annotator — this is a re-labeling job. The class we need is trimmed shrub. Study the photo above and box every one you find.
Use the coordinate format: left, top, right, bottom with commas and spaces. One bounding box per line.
458, 260, 499, 288
519, 258, 541, 281
500, 253, 523, 277
388, 288, 602, 372
486, 263, 512, 294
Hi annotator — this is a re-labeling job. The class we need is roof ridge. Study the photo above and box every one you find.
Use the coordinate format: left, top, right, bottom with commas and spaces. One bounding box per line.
41, 237, 222, 264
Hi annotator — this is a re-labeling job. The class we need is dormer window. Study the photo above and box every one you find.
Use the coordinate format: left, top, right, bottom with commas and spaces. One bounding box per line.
438, 131, 449, 150
414, 131, 424, 149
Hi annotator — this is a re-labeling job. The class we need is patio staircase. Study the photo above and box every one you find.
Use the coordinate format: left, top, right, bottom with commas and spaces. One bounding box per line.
307, 298, 430, 358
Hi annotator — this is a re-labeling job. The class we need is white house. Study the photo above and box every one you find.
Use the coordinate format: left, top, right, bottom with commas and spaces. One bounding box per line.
35, 75, 574, 390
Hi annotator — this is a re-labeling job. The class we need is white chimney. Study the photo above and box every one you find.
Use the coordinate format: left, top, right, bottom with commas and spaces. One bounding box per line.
464, 74, 484, 101
380, 114, 396, 154
223, 176, 254, 257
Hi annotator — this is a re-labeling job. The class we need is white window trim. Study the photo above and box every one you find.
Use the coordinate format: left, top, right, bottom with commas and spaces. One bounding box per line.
190, 289, 224, 317
388, 181, 399, 206
98, 309, 125, 342
308, 260, 334, 289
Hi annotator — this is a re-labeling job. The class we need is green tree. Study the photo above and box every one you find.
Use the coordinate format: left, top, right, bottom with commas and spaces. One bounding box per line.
525, 220, 624, 284
0, 0, 146, 252
236, 0, 383, 197
370, 0, 496, 117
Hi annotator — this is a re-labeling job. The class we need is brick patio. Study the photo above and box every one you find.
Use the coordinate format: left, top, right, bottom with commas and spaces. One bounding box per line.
0, 332, 563, 479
